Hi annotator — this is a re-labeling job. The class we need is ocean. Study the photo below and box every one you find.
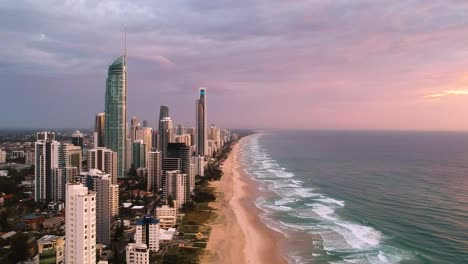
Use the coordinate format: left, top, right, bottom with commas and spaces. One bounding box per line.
238, 131, 468, 264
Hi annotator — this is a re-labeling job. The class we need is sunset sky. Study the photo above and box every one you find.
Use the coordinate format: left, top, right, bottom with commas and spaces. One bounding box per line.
2, 0, 468, 130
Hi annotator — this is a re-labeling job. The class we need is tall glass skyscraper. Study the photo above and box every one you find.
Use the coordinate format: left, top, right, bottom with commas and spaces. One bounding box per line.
196, 88, 207, 156
158, 105, 169, 133
105, 55, 127, 178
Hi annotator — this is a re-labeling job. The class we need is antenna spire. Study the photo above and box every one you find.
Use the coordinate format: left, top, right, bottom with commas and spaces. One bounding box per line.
124, 25, 127, 62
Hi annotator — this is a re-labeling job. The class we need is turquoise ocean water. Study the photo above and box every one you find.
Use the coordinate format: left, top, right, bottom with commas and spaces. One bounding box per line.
238, 131, 468, 264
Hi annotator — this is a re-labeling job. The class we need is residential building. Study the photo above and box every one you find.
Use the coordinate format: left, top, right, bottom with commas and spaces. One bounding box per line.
87, 147, 118, 184
65, 183, 96, 264
72, 130, 84, 151
52, 166, 78, 201
35, 132, 60, 202
165, 170, 186, 208
132, 140, 146, 169
126, 243, 149, 264
135, 215, 160, 252
37, 235, 65, 264
155, 205, 177, 229
0, 150, 6, 163
75, 170, 119, 246
167, 143, 191, 201
94, 113, 106, 148
159, 117, 174, 157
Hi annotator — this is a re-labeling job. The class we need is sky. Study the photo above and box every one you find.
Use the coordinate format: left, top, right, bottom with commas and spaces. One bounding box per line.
2, 0, 468, 130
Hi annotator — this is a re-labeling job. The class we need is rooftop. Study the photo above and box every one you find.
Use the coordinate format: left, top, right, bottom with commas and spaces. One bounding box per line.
38, 235, 64, 244
136, 215, 160, 225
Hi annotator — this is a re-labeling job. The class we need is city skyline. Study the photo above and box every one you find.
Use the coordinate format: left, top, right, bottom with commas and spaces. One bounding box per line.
2, 1, 468, 130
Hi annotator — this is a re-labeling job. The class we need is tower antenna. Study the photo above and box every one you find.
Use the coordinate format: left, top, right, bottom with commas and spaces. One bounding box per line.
124, 25, 127, 62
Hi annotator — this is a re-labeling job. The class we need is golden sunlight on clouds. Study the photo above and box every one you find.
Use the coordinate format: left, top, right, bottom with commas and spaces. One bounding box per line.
424, 90, 468, 98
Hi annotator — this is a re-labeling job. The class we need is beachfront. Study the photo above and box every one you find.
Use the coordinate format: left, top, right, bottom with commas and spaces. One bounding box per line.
204, 138, 288, 264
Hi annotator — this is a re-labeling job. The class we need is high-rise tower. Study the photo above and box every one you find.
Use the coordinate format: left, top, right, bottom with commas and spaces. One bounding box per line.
159, 117, 174, 157
196, 88, 208, 156
158, 105, 169, 132
94, 113, 106, 148
105, 54, 127, 178
65, 183, 96, 264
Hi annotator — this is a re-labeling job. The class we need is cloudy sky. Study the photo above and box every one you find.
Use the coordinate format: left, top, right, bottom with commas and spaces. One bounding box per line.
2, 0, 468, 130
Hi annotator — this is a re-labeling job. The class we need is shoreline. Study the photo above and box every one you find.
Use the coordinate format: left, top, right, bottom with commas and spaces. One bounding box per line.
203, 137, 288, 264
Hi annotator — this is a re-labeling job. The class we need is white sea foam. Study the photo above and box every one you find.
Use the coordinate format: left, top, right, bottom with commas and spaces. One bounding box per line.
275, 197, 296, 206
294, 188, 319, 198
316, 197, 346, 207
335, 222, 382, 248
262, 204, 293, 212
311, 204, 337, 220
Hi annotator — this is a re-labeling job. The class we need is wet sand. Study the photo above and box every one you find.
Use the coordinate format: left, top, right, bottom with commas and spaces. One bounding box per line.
203, 138, 288, 264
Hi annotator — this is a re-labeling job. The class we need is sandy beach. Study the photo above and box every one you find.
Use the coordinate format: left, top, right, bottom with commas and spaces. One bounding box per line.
203, 138, 288, 264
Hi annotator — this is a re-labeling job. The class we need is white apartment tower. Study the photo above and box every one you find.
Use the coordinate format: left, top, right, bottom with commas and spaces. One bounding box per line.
65, 183, 96, 264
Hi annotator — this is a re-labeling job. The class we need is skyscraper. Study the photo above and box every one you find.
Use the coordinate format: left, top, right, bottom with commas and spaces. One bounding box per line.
75, 170, 119, 246
94, 113, 106, 148
147, 151, 161, 192
158, 105, 169, 132
65, 183, 96, 264
105, 54, 127, 178
60, 143, 82, 173
167, 143, 191, 201
71, 130, 84, 152
134, 215, 160, 252
132, 140, 146, 169
196, 88, 208, 156
87, 147, 118, 184
35, 132, 60, 202
130, 116, 140, 144
142, 120, 149, 128
176, 123, 186, 135
159, 117, 174, 157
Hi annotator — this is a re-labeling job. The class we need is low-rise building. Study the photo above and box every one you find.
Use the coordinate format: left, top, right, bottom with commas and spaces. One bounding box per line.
126, 243, 149, 264
159, 228, 176, 245
37, 235, 65, 264
155, 205, 177, 229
